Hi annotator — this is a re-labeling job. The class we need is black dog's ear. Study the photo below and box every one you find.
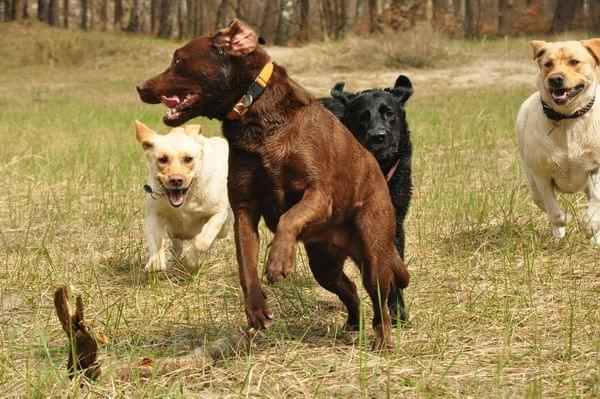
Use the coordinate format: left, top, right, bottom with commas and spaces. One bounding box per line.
330, 82, 351, 105
388, 75, 414, 104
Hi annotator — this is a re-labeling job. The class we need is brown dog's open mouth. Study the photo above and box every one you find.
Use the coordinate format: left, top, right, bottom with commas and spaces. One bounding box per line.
160, 94, 200, 125
165, 187, 189, 207
551, 84, 584, 105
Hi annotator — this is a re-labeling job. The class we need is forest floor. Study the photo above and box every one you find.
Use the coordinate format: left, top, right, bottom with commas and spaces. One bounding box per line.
1, 22, 599, 398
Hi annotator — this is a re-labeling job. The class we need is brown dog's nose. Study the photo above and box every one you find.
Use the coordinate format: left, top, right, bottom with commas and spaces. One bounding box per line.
137, 82, 161, 104
168, 174, 184, 187
548, 74, 564, 88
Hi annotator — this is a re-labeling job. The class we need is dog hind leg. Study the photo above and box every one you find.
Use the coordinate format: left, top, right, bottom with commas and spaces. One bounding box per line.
305, 243, 360, 330
583, 172, 600, 244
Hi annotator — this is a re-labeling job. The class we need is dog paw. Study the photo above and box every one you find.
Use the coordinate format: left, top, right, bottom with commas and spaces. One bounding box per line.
144, 256, 167, 272
265, 239, 294, 284
343, 318, 360, 332
193, 236, 214, 253
549, 211, 570, 228
582, 216, 600, 241
371, 326, 394, 351
551, 225, 566, 239
245, 289, 273, 329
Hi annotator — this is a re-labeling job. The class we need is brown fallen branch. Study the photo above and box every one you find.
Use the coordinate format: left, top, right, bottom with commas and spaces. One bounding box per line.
53, 285, 107, 379
53, 285, 256, 381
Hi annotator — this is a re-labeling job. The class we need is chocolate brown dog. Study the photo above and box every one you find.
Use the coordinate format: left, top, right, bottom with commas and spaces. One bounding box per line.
137, 20, 409, 349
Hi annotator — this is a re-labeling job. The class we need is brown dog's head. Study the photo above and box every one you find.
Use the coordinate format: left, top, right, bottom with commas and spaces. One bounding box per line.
137, 19, 268, 126
135, 120, 204, 207
531, 39, 600, 108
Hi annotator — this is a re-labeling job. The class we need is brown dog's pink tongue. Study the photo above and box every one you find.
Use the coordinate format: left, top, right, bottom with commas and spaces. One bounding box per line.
161, 95, 181, 108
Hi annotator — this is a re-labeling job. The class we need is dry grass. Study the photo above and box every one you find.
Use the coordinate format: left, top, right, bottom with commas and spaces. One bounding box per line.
1, 22, 600, 397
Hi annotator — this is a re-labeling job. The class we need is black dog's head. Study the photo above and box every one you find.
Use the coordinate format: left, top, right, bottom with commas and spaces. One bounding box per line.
325, 75, 413, 166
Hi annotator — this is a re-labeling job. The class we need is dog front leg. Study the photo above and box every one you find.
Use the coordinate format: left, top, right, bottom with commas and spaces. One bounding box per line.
145, 214, 168, 271
266, 189, 331, 283
583, 172, 600, 244
532, 174, 569, 239
193, 209, 230, 253
235, 207, 273, 329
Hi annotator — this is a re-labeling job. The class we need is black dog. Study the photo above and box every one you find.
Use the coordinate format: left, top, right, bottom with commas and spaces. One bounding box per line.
320, 75, 413, 323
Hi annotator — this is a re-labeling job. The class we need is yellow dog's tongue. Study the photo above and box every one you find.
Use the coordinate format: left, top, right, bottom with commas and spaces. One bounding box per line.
167, 189, 185, 207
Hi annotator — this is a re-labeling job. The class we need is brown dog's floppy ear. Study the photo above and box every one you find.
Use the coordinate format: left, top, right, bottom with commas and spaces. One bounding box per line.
135, 120, 155, 150
224, 19, 261, 54
530, 40, 547, 60
582, 38, 600, 64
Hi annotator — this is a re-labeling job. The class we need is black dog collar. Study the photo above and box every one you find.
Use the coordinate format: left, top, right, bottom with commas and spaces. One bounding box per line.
541, 97, 595, 121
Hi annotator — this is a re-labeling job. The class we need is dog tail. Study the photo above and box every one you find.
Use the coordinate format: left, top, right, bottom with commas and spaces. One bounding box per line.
392, 251, 410, 289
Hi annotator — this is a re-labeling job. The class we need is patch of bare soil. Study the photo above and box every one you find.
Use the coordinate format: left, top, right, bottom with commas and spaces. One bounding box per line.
269, 46, 536, 96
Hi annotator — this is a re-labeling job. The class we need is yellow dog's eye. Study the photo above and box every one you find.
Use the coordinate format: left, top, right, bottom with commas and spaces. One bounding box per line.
569, 59, 580, 66
544, 61, 553, 68
184, 156, 194, 163
158, 156, 169, 163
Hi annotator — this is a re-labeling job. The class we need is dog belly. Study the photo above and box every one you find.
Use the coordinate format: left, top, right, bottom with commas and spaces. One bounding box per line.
165, 217, 208, 240
552, 173, 589, 194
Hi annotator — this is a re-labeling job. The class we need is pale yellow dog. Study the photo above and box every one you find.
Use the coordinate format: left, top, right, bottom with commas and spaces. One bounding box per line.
135, 121, 232, 271
516, 38, 600, 243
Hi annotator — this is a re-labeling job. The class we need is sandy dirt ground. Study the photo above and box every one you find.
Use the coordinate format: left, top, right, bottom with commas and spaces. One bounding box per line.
269, 46, 537, 96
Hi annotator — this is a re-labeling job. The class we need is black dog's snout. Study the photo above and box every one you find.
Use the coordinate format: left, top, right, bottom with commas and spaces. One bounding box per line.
548, 74, 564, 88
369, 131, 387, 144
136, 83, 145, 94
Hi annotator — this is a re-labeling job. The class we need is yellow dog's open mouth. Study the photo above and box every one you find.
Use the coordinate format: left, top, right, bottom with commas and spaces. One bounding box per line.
551, 84, 584, 105
165, 187, 189, 207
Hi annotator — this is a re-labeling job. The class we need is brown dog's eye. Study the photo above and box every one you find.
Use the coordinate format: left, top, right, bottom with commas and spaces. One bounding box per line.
544, 61, 553, 68
569, 59, 580, 66
158, 156, 168, 163
183, 156, 193, 163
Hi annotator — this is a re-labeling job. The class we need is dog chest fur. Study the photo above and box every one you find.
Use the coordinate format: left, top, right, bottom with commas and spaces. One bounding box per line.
517, 90, 600, 193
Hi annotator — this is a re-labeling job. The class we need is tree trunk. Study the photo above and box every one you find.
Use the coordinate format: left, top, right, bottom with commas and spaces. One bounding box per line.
100, 0, 108, 31
1, 0, 7, 21
62, 0, 68, 27
125, 0, 139, 32
79, 0, 87, 29
195, 0, 203, 36
150, 0, 159, 33
591, 0, 600, 31
177, 0, 184, 39
550, 0, 581, 33
463, 0, 478, 38
88, 0, 94, 30
274, 0, 291, 45
260, 0, 278, 43
299, 0, 309, 34
215, 0, 229, 28
368, 0, 378, 33
186, 0, 194, 37
37, 0, 47, 21
157, 0, 173, 37
497, 0, 511, 36
432, 0, 447, 28
114, 0, 123, 27
47, 0, 58, 25
11, 0, 24, 20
